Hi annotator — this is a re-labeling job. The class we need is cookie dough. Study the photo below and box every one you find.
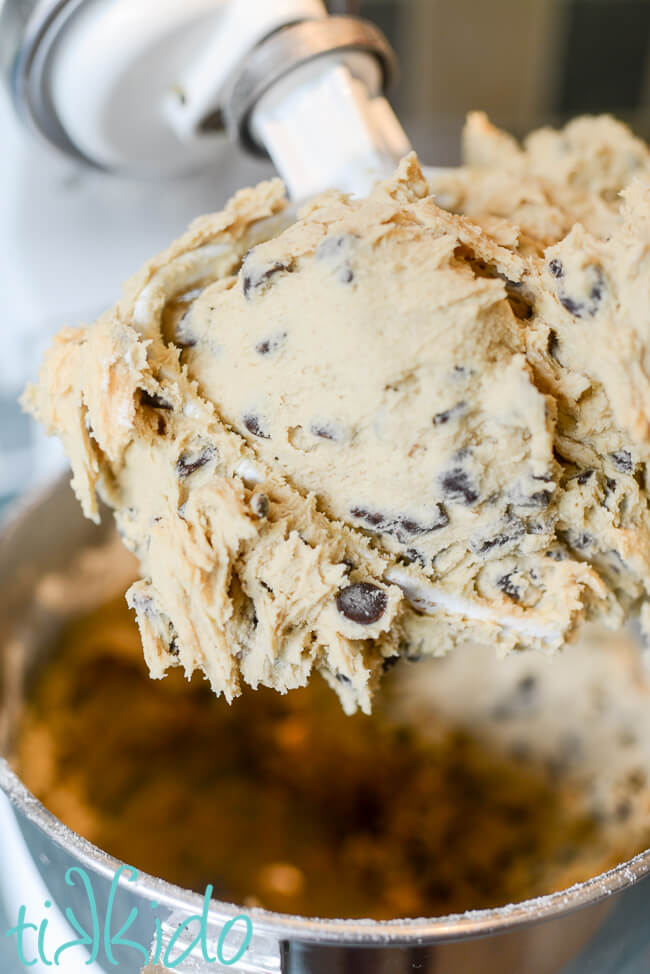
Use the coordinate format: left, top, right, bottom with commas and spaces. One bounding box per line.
24, 114, 650, 713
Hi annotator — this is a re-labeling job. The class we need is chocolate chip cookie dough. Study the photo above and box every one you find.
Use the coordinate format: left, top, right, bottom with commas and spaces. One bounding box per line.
24, 114, 650, 713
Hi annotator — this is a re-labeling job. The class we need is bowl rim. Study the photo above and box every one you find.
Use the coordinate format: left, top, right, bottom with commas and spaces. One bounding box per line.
2, 477, 650, 946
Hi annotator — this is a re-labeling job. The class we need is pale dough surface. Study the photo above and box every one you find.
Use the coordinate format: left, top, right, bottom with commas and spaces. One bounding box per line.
24, 114, 650, 713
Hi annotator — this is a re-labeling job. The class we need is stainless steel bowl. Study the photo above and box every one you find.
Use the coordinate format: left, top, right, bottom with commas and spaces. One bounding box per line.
3, 476, 650, 974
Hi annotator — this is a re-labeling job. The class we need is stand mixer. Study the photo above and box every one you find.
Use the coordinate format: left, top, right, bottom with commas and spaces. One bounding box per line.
2, 0, 410, 196
5, 5, 650, 974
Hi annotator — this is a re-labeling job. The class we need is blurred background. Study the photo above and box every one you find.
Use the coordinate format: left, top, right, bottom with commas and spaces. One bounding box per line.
1, 0, 649, 509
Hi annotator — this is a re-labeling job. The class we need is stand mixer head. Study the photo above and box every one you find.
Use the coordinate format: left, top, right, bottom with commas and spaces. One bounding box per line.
1, 0, 410, 197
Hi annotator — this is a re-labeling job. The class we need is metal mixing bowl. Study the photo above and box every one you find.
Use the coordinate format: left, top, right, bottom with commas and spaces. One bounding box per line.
3, 476, 650, 974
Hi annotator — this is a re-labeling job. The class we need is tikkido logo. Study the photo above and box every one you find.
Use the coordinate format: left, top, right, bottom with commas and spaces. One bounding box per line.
5, 865, 253, 968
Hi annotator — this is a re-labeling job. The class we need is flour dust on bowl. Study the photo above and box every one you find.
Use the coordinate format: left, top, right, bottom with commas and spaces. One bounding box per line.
1, 477, 650, 973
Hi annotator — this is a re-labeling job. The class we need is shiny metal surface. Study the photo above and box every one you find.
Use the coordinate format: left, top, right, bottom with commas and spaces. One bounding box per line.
0, 0, 96, 164
223, 15, 397, 156
3, 477, 650, 972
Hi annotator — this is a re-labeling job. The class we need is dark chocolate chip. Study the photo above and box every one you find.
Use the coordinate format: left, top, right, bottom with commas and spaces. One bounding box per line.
351, 506, 385, 528
250, 493, 270, 519
168, 637, 180, 658
558, 265, 605, 319
311, 423, 337, 441
610, 450, 633, 473
351, 505, 449, 541
177, 447, 215, 478
546, 547, 568, 561
590, 277, 604, 305
473, 512, 526, 554
440, 467, 479, 505
559, 293, 583, 316
576, 469, 594, 485
141, 390, 173, 410
339, 266, 354, 284
402, 548, 426, 567
336, 582, 387, 625
521, 490, 552, 509
256, 331, 287, 356
243, 415, 270, 439
335, 672, 352, 685
242, 259, 292, 299
497, 572, 522, 601
518, 674, 537, 695
547, 330, 561, 362
532, 472, 554, 482
398, 506, 449, 538
559, 529, 593, 551
548, 258, 564, 279
382, 655, 400, 672
433, 401, 466, 426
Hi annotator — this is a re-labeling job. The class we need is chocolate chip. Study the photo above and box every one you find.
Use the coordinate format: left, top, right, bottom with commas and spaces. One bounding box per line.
547, 330, 561, 361
402, 548, 426, 567
250, 493, 270, 519
350, 505, 449, 541
518, 674, 537, 695
548, 258, 564, 279
398, 507, 449, 538
339, 266, 354, 284
559, 294, 583, 316
311, 423, 337, 441
440, 468, 479, 505
243, 415, 270, 439
497, 572, 522, 601
520, 490, 552, 509
382, 655, 400, 672
610, 450, 633, 473
242, 258, 292, 299
351, 507, 385, 528
575, 469, 594, 485
336, 582, 387, 625
140, 390, 173, 410
177, 446, 215, 477
532, 472, 554, 482
256, 331, 287, 356
546, 547, 568, 561
557, 265, 605, 319
335, 672, 352, 685
472, 513, 525, 554
559, 529, 593, 551
433, 401, 466, 426
168, 637, 180, 658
